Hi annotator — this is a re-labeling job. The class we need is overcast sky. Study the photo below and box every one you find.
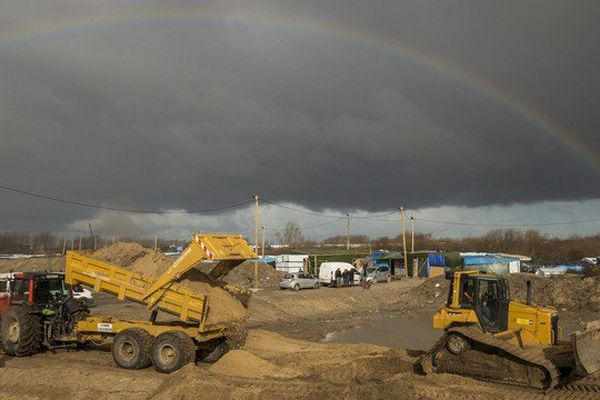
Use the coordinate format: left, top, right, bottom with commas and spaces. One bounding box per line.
1, 0, 599, 241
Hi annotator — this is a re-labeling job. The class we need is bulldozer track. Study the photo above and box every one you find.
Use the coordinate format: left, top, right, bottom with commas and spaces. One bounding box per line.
556, 372, 600, 393
420, 325, 561, 391
418, 385, 600, 400
421, 326, 600, 399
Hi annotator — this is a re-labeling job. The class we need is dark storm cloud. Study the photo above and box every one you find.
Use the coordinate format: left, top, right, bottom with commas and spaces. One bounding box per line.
0, 0, 599, 233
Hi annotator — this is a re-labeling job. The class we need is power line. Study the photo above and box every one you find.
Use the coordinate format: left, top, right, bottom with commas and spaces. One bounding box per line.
2, 184, 598, 228
0, 184, 253, 214
264, 217, 345, 231
261, 198, 398, 220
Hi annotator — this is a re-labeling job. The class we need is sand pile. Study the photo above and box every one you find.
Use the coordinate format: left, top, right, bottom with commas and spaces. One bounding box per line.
209, 349, 300, 379
222, 261, 284, 288
0, 256, 65, 273
91, 242, 248, 325
152, 331, 416, 400
91, 242, 150, 269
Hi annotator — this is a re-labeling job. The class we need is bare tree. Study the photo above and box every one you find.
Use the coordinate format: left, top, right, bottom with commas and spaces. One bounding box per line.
276, 222, 305, 247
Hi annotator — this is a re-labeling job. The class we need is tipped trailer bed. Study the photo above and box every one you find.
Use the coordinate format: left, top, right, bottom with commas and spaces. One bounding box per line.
1, 233, 257, 373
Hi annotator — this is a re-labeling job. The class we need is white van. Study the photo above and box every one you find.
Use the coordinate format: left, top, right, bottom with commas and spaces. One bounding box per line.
318, 262, 361, 286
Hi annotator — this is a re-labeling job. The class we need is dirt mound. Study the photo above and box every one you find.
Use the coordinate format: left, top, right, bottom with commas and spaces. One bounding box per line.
402, 272, 600, 312
222, 261, 284, 288
92, 242, 150, 270
209, 349, 300, 379
507, 273, 600, 311
90, 242, 247, 325
0, 256, 65, 273
401, 275, 449, 307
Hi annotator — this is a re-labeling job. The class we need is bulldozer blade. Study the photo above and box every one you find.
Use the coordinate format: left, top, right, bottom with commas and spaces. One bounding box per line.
572, 328, 600, 376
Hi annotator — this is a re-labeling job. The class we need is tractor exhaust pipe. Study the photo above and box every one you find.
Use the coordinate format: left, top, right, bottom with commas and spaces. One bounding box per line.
526, 280, 532, 305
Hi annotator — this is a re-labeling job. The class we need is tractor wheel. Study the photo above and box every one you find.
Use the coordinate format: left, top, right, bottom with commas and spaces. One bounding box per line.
112, 328, 154, 369
151, 331, 196, 373
0, 306, 42, 356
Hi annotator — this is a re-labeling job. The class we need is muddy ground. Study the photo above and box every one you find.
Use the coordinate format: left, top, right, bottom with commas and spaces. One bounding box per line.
1, 255, 600, 399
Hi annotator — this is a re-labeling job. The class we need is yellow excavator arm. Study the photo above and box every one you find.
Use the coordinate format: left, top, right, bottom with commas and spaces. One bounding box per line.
142, 233, 257, 301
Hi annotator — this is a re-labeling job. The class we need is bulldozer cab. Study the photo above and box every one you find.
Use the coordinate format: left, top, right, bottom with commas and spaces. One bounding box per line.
448, 271, 510, 333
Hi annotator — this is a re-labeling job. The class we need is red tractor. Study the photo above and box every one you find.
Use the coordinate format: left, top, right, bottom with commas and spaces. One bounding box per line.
0, 271, 89, 356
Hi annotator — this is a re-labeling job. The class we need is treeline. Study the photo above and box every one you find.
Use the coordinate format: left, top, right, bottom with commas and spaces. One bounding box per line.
366, 229, 600, 263
1, 229, 598, 263
0, 232, 180, 254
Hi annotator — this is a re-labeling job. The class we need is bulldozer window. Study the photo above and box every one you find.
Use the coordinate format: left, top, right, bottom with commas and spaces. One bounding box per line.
460, 278, 476, 308
478, 279, 499, 328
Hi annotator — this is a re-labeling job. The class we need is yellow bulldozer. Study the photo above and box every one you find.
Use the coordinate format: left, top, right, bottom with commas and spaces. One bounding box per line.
420, 270, 600, 391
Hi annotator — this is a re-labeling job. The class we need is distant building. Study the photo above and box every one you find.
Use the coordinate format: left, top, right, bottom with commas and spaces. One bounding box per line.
461, 254, 521, 275
275, 254, 309, 273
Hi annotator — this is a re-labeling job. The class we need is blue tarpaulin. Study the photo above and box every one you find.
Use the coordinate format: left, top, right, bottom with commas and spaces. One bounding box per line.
463, 255, 517, 266
370, 251, 386, 260
427, 254, 446, 267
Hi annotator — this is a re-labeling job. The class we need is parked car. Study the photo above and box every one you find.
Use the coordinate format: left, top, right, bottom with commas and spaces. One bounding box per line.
318, 262, 361, 286
365, 265, 392, 283
72, 284, 94, 307
280, 272, 320, 291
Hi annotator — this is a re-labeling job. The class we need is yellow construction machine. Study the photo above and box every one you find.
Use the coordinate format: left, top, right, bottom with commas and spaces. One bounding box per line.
1, 233, 256, 373
420, 270, 600, 391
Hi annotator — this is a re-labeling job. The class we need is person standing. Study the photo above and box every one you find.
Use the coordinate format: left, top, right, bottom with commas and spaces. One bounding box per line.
342, 269, 348, 287
335, 268, 342, 288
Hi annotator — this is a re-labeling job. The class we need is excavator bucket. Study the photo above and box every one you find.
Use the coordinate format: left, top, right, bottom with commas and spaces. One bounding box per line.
572, 327, 600, 376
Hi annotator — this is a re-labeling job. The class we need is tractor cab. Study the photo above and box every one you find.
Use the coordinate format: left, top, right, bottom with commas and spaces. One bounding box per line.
435, 270, 510, 333
1, 272, 70, 311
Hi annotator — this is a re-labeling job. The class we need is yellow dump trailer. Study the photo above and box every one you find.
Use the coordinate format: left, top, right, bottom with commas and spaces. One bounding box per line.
64, 233, 257, 373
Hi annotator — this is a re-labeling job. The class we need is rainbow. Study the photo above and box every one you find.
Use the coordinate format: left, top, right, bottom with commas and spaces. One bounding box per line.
1, 3, 597, 170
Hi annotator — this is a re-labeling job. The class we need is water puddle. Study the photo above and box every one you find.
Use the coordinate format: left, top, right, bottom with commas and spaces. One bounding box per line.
324, 312, 442, 350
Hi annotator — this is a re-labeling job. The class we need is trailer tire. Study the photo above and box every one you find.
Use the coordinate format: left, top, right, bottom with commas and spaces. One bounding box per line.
151, 331, 196, 373
112, 328, 153, 369
199, 338, 228, 363
1, 306, 42, 356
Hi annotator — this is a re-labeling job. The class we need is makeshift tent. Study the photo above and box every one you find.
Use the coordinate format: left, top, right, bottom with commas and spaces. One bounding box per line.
462, 255, 521, 275
379, 251, 404, 276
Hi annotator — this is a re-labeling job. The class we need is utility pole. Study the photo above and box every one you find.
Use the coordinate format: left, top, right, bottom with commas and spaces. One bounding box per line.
261, 225, 266, 257
78, 236, 82, 251
154, 235, 159, 251
88, 223, 94, 248
254, 195, 260, 288
411, 215, 415, 253
346, 213, 350, 251
400, 207, 408, 275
